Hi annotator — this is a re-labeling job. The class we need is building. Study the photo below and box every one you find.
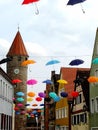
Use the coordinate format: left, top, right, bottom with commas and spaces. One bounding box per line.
44, 71, 60, 130
71, 69, 90, 130
89, 28, 98, 130
0, 67, 14, 130
55, 67, 78, 130
6, 30, 29, 130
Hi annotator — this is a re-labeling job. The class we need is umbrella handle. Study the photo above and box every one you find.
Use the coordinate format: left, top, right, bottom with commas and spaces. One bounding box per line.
34, 3, 39, 15
80, 4, 85, 14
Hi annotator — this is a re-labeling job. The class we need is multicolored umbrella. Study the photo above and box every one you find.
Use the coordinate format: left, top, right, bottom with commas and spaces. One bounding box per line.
26, 79, 37, 85
69, 59, 84, 66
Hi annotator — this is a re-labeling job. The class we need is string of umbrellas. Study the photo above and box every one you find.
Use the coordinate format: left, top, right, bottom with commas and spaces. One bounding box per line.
11, 57, 98, 117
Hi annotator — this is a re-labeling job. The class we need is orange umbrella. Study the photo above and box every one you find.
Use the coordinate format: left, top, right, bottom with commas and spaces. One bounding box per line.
27, 92, 35, 97
32, 104, 38, 107
88, 76, 98, 83
21, 59, 36, 66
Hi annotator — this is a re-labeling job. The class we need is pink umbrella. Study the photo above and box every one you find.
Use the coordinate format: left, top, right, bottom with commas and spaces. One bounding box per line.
26, 79, 37, 85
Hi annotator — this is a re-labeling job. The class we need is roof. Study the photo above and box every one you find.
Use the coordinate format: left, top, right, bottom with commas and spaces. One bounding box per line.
6, 31, 29, 57
60, 67, 90, 101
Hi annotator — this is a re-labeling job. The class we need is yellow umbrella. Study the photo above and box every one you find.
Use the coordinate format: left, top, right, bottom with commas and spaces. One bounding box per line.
27, 97, 33, 102
57, 79, 68, 84
21, 59, 36, 66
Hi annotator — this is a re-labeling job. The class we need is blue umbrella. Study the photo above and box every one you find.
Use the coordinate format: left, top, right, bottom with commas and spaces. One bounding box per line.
69, 59, 84, 66
67, 0, 86, 5
42, 79, 53, 84
92, 58, 98, 64
16, 92, 24, 96
46, 60, 60, 66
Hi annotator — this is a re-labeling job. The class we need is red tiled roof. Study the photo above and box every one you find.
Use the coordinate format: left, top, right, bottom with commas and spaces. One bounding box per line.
6, 31, 29, 56
60, 67, 90, 101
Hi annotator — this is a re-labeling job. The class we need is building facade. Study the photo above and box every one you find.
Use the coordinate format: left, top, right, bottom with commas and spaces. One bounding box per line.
89, 28, 98, 130
71, 69, 90, 130
0, 67, 14, 130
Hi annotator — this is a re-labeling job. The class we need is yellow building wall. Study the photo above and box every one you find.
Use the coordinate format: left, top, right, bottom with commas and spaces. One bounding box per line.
55, 91, 69, 126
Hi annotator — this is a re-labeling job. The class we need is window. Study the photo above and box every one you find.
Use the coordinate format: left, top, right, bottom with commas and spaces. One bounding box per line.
56, 109, 59, 119
95, 97, 98, 112
91, 98, 95, 113
62, 107, 67, 118
75, 94, 82, 104
95, 69, 98, 77
91, 127, 98, 130
58, 109, 62, 119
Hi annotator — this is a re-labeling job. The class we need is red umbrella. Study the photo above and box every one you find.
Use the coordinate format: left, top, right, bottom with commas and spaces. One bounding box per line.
22, 0, 39, 4
12, 79, 22, 84
26, 79, 37, 85
71, 91, 79, 98
36, 97, 42, 102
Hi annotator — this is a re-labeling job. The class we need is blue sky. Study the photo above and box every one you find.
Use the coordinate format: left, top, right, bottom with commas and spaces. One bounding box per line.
0, 0, 98, 107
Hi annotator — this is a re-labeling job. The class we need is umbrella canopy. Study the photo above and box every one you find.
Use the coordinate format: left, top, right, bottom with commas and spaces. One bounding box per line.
46, 60, 60, 66
71, 91, 79, 98
21, 59, 36, 66
92, 58, 98, 64
60, 92, 68, 97
17, 97, 24, 102
22, 0, 39, 4
27, 92, 35, 97
69, 59, 84, 66
42, 79, 53, 84
16, 92, 24, 97
67, 0, 86, 5
38, 92, 46, 98
36, 97, 42, 101
57, 79, 68, 84
26, 79, 37, 85
32, 104, 38, 107
12, 79, 22, 84
88, 76, 98, 83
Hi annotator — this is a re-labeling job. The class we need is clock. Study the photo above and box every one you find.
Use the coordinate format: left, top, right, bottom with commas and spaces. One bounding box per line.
14, 69, 19, 74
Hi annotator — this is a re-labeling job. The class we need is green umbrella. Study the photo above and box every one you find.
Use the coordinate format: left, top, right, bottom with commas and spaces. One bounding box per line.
92, 58, 98, 64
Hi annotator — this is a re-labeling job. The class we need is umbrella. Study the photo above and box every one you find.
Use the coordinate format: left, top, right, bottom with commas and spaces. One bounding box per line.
32, 104, 38, 107
16, 97, 24, 102
22, 0, 39, 4
22, 0, 39, 15
67, 0, 86, 5
16, 92, 24, 97
60, 92, 68, 97
69, 59, 84, 66
36, 97, 42, 101
12, 79, 22, 84
92, 58, 98, 64
42, 79, 53, 84
87, 76, 98, 83
27, 92, 35, 97
26, 79, 37, 85
21, 59, 36, 66
27, 97, 33, 102
57, 79, 68, 84
71, 91, 79, 98
38, 92, 46, 98
46, 60, 60, 66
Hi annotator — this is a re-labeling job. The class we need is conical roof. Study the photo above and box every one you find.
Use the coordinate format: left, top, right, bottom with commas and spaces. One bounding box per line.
6, 31, 29, 57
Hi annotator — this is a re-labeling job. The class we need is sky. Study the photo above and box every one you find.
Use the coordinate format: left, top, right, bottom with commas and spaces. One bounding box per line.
0, 0, 98, 108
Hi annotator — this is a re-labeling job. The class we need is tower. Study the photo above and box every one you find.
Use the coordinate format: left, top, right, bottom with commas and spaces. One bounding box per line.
6, 30, 29, 130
